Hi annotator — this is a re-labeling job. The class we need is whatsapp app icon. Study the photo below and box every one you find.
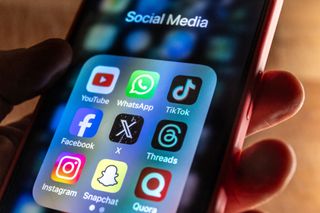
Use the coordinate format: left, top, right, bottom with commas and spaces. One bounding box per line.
126, 70, 160, 99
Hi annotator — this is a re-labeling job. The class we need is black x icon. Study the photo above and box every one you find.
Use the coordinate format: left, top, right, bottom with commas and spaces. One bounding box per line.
109, 114, 144, 144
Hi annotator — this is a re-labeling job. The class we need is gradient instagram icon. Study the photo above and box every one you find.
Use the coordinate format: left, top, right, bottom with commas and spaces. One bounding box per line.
51, 152, 86, 184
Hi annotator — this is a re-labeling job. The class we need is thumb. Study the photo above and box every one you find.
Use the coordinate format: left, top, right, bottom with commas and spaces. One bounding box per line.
0, 39, 72, 120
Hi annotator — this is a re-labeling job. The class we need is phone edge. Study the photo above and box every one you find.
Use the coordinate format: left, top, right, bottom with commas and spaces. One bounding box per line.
209, 0, 284, 212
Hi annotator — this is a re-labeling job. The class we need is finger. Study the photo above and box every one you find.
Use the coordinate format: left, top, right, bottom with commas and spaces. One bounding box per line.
0, 114, 32, 146
247, 71, 304, 136
242, 210, 264, 213
224, 139, 296, 213
0, 135, 15, 183
0, 38, 72, 121
0, 115, 32, 183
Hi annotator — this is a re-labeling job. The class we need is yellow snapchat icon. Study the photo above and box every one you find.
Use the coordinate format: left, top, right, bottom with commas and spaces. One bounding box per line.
91, 159, 128, 193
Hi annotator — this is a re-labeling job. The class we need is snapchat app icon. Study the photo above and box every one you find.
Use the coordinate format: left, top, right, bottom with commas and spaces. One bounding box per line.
91, 159, 128, 193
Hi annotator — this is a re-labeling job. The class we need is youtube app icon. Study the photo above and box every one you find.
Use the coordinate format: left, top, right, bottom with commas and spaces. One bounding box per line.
86, 66, 120, 94
92, 73, 114, 87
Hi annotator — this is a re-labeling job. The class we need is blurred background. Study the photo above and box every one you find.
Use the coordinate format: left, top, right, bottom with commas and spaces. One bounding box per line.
0, 0, 319, 212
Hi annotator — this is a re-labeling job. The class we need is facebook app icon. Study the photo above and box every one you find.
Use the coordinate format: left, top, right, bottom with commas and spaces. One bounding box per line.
69, 108, 103, 138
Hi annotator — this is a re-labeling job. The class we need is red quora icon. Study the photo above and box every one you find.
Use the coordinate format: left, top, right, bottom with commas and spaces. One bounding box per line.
135, 167, 172, 202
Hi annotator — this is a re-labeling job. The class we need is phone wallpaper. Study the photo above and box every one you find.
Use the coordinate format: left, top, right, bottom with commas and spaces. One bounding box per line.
32, 55, 216, 212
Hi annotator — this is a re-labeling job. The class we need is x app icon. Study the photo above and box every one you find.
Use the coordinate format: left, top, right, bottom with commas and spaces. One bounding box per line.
109, 114, 144, 144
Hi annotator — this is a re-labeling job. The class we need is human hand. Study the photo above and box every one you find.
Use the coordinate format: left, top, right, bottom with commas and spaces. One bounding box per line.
0, 40, 304, 213
0, 39, 72, 181
224, 71, 304, 212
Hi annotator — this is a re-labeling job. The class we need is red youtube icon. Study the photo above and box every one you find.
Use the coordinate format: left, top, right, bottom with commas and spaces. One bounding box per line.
92, 73, 114, 87
86, 66, 120, 94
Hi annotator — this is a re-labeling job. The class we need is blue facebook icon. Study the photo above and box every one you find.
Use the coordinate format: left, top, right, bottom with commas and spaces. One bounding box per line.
69, 108, 103, 138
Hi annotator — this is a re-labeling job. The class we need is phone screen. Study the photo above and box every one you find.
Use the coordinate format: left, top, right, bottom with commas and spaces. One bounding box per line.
1, 0, 270, 212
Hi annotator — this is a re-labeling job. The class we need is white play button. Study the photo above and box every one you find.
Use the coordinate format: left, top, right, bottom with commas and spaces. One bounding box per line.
100, 76, 107, 83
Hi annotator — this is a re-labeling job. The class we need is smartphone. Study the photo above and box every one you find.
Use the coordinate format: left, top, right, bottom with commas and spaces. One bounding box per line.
0, 0, 283, 212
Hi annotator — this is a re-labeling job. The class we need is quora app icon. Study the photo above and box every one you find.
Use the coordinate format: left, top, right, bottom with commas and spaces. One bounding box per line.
135, 167, 171, 202
86, 66, 120, 94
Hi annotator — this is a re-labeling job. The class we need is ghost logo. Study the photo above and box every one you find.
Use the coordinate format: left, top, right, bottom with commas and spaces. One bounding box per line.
98, 165, 119, 187
91, 159, 128, 193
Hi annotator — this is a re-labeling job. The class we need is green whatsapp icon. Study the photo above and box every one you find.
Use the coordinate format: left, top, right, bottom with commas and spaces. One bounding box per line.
126, 70, 160, 99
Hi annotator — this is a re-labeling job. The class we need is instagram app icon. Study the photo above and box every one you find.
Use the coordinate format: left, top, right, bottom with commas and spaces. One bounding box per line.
51, 152, 86, 184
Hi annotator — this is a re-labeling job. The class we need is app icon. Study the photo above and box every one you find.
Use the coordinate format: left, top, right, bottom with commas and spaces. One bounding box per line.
135, 167, 171, 201
69, 108, 103, 138
167, 75, 202, 105
51, 152, 86, 184
49, 104, 65, 132
125, 30, 151, 53
152, 120, 187, 152
182, 1, 208, 17
100, 0, 130, 14
91, 159, 128, 193
160, 30, 196, 60
136, 0, 168, 14
13, 194, 43, 213
206, 36, 236, 63
125, 70, 160, 99
109, 114, 144, 144
86, 66, 120, 94
83, 24, 117, 51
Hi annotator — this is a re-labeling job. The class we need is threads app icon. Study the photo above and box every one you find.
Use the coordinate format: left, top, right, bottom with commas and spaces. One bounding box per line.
152, 120, 187, 152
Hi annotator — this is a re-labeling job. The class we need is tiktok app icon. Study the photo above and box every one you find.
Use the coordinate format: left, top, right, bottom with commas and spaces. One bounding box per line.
152, 120, 187, 152
69, 108, 103, 138
167, 75, 202, 105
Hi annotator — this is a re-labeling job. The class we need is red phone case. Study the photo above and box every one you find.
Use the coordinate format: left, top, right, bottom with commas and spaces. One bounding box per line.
211, 0, 284, 212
